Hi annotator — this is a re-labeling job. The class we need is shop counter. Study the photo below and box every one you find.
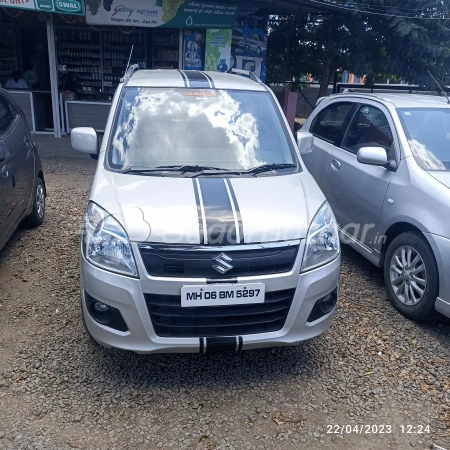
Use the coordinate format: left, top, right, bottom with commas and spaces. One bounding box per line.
64, 100, 112, 133
8, 90, 53, 133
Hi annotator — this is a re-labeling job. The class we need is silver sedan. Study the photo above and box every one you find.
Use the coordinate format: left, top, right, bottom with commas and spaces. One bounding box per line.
298, 93, 450, 321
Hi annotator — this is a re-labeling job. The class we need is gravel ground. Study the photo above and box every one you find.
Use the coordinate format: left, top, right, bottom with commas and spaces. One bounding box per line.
0, 135, 449, 450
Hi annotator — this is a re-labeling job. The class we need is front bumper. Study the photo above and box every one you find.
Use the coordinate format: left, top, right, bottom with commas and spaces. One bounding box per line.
81, 242, 340, 353
424, 233, 450, 318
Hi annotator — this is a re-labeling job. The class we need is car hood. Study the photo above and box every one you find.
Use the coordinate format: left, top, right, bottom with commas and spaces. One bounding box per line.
429, 171, 450, 190
90, 169, 325, 245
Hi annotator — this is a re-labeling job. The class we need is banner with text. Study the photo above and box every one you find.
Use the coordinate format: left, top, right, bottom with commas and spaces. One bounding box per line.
85, 0, 239, 29
0, 0, 84, 15
204, 28, 231, 72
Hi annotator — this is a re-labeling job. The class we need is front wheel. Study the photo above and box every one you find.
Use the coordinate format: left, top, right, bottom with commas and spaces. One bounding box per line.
24, 177, 45, 228
384, 232, 439, 321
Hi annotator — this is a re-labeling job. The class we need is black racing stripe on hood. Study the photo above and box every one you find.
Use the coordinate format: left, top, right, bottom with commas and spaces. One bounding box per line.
198, 178, 238, 245
192, 179, 205, 244
178, 70, 188, 87
184, 70, 211, 88
202, 72, 215, 88
224, 178, 244, 244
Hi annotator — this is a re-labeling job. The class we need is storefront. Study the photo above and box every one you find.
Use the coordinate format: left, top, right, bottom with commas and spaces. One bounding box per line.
0, 11, 53, 133
0, 0, 85, 136
0, 1, 269, 137
55, 23, 184, 132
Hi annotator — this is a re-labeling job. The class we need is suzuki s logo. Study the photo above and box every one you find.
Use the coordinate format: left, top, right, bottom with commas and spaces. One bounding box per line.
212, 253, 233, 275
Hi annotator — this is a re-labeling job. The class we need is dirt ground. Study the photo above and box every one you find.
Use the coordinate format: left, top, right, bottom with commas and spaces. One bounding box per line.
0, 135, 449, 450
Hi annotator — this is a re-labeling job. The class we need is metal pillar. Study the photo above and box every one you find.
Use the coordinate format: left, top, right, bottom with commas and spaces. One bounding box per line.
46, 15, 61, 138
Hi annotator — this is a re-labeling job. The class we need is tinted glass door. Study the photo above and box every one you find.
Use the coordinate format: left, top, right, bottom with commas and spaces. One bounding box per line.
303, 102, 354, 193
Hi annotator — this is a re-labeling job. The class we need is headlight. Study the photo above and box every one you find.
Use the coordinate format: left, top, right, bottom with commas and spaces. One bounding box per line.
301, 202, 340, 272
83, 202, 138, 277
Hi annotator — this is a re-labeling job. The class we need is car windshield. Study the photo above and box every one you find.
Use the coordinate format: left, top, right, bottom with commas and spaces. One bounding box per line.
398, 107, 450, 170
106, 88, 297, 174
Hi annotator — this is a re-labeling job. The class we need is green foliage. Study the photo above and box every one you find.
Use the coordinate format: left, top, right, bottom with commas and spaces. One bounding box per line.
267, 14, 383, 82
267, 0, 450, 88
373, 0, 450, 86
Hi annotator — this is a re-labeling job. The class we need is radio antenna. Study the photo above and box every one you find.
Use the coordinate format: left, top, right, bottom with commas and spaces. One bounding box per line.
125, 44, 134, 74
428, 70, 450, 104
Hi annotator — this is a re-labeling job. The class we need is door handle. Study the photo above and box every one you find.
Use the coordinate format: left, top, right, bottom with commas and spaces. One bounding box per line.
331, 159, 341, 171
1, 165, 8, 178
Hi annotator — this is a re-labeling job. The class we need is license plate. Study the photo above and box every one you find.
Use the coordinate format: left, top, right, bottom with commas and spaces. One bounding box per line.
181, 283, 265, 307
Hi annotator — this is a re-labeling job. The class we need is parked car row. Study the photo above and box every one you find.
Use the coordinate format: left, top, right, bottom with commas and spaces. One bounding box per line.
1, 69, 448, 358
70, 67, 449, 356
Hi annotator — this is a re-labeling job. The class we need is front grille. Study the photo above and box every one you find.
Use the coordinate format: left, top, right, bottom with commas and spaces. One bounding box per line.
139, 243, 299, 278
145, 288, 295, 338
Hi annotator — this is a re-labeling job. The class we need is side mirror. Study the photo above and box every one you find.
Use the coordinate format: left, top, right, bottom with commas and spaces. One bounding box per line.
297, 132, 314, 155
357, 146, 387, 166
71, 127, 98, 155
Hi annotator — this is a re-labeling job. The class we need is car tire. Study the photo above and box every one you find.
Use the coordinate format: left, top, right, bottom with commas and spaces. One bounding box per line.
383, 232, 439, 321
24, 177, 45, 228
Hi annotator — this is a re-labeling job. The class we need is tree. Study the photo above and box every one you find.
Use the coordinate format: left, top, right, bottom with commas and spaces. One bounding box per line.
368, 0, 450, 87
267, 13, 385, 97
267, 0, 450, 98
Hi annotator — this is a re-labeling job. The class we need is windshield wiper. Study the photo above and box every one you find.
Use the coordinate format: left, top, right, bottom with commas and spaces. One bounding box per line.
191, 163, 297, 178
120, 165, 225, 175
245, 163, 297, 176
170, 165, 226, 173
121, 163, 297, 177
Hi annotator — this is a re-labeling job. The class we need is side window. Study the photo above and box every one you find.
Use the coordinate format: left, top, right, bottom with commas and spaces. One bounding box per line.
0, 95, 15, 137
310, 102, 354, 144
344, 105, 393, 155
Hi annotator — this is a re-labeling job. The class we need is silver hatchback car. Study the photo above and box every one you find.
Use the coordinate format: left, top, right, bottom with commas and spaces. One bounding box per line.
299, 93, 450, 321
70, 67, 340, 354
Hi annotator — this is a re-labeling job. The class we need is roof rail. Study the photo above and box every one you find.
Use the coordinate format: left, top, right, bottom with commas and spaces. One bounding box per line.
120, 62, 145, 83
227, 68, 263, 84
